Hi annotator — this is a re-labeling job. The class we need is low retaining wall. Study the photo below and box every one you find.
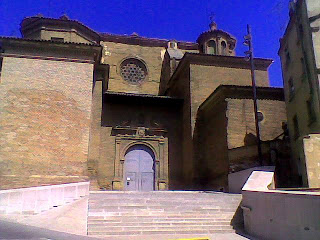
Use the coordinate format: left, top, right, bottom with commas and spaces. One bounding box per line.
0, 182, 89, 214
242, 171, 320, 240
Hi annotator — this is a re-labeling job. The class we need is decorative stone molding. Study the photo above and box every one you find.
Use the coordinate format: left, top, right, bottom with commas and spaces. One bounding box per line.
111, 126, 168, 191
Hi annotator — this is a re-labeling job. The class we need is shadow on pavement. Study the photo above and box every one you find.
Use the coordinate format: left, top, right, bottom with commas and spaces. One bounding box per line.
0, 219, 99, 240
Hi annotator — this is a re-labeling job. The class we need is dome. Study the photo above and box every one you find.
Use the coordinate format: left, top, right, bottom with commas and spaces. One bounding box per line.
196, 22, 237, 56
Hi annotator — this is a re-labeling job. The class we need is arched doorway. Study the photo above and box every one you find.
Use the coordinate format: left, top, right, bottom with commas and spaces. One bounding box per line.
124, 145, 155, 191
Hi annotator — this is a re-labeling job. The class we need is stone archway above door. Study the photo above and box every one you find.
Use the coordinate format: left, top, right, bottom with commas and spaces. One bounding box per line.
112, 127, 168, 191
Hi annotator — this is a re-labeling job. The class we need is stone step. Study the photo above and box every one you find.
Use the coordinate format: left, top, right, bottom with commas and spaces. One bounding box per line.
88, 221, 231, 227
89, 198, 242, 203
88, 225, 233, 232
88, 213, 236, 218
88, 213, 235, 219
89, 191, 241, 197
88, 208, 238, 213
88, 229, 235, 236
89, 194, 242, 198
88, 217, 232, 223
87, 191, 241, 238
88, 209, 236, 215
89, 201, 240, 205
89, 194, 241, 200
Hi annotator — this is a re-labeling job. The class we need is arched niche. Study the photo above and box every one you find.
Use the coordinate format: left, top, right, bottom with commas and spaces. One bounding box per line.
207, 40, 217, 55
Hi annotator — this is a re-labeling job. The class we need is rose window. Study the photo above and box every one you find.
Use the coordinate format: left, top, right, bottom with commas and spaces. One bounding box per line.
120, 58, 147, 84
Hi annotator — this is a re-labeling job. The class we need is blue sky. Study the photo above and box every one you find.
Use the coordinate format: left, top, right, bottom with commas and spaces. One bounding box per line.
0, 0, 290, 87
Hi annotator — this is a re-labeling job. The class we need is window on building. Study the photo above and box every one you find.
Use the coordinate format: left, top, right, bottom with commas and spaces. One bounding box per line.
302, 51, 314, 93
285, 51, 291, 67
299, 24, 304, 36
307, 98, 316, 124
293, 115, 299, 139
257, 111, 264, 123
221, 41, 227, 55
51, 37, 64, 42
120, 58, 147, 85
0, 57, 3, 82
207, 40, 217, 55
168, 41, 177, 49
288, 77, 295, 99
300, 58, 307, 82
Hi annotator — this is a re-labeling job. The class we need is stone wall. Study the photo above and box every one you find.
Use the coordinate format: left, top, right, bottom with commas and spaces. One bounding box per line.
303, 134, 320, 188
166, 66, 194, 187
0, 56, 94, 189
101, 41, 165, 95
189, 64, 270, 132
242, 169, 320, 240
195, 101, 229, 190
87, 80, 103, 190
40, 29, 92, 44
227, 99, 287, 149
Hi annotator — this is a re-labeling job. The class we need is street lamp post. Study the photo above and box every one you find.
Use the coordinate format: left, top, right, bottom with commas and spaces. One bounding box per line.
244, 24, 263, 166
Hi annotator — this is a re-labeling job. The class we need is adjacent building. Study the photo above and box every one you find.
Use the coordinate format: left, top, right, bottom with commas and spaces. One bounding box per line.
0, 15, 286, 191
279, 0, 320, 187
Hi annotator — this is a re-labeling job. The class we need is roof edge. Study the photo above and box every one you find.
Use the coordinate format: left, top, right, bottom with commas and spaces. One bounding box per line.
199, 85, 284, 111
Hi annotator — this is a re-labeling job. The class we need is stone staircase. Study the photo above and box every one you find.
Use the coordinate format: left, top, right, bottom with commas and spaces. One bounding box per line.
87, 191, 242, 238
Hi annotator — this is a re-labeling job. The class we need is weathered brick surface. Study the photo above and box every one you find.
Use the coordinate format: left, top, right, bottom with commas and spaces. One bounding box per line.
303, 134, 320, 188
195, 98, 286, 190
40, 30, 92, 44
226, 99, 287, 149
0, 56, 94, 189
87, 81, 103, 190
101, 42, 165, 95
190, 64, 270, 132
194, 101, 229, 190
166, 67, 194, 186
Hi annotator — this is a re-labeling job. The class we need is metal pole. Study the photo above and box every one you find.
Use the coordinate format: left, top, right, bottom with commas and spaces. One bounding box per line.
246, 24, 263, 166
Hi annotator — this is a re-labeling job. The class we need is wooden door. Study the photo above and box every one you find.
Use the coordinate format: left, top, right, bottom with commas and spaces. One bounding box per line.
124, 145, 155, 191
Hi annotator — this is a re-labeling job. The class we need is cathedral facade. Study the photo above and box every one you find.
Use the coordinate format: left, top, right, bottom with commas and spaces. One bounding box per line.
0, 15, 287, 191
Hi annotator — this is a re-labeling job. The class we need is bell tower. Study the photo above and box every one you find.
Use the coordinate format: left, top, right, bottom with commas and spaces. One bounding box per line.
197, 21, 237, 56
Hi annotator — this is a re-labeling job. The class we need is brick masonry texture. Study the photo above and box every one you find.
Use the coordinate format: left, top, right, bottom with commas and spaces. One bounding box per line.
101, 41, 165, 95
0, 56, 94, 189
226, 99, 287, 149
190, 64, 270, 132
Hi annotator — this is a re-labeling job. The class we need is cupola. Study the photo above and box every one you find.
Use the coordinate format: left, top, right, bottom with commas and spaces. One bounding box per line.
197, 21, 237, 56
20, 15, 100, 44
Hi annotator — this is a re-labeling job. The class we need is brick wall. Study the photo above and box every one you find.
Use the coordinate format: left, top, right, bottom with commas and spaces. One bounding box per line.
226, 99, 287, 149
190, 64, 270, 132
195, 101, 229, 190
40, 30, 92, 44
87, 80, 103, 190
0, 56, 94, 189
167, 67, 194, 187
101, 41, 165, 95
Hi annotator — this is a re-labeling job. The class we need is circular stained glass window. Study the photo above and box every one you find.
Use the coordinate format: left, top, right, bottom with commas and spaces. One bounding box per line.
120, 58, 147, 84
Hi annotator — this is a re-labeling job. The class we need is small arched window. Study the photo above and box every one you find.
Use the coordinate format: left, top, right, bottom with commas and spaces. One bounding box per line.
207, 40, 216, 55
221, 41, 227, 55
